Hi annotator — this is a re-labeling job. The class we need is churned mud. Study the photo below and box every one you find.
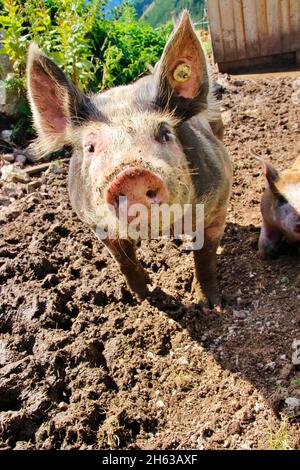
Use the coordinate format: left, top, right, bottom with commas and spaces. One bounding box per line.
0, 74, 299, 450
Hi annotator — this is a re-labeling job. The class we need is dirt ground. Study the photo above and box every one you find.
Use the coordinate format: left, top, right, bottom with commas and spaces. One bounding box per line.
0, 74, 300, 450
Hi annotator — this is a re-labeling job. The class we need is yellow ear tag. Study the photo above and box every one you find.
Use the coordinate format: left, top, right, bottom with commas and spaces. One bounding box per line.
173, 63, 192, 82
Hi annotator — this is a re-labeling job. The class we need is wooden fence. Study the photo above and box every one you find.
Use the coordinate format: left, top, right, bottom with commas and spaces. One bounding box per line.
207, 0, 300, 72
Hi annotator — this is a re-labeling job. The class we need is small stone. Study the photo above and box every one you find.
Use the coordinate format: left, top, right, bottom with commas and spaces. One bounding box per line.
1, 130, 12, 141
222, 110, 232, 125
196, 437, 204, 450
156, 400, 165, 408
254, 402, 264, 413
280, 364, 294, 380
15, 154, 27, 164
178, 357, 189, 366
58, 402, 68, 410
285, 397, 300, 409
49, 163, 66, 175
14, 441, 33, 450
26, 180, 42, 193
292, 78, 300, 90
1, 153, 14, 163
0, 340, 7, 365
233, 310, 247, 319
1, 165, 30, 183
266, 361, 276, 372
243, 108, 259, 119
240, 442, 252, 450
232, 79, 245, 87
0, 197, 11, 207
292, 339, 300, 366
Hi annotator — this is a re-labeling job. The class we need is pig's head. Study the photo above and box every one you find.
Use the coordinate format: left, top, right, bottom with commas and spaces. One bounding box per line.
260, 157, 300, 241
27, 11, 210, 233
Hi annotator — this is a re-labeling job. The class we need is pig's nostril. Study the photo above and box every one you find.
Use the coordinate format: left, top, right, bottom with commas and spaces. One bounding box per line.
294, 223, 300, 233
146, 189, 158, 200
113, 193, 126, 206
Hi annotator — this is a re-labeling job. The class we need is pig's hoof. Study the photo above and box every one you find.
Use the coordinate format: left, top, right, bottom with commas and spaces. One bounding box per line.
128, 270, 151, 301
260, 249, 280, 259
259, 242, 281, 259
201, 300, 222, 314
192, 280, 221, 312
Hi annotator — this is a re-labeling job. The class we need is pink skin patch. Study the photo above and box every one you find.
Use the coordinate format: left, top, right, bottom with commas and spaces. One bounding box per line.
276, 205, 300, 241
83, 130, 108, 153
106, 167, 170, 220
30, 66, 68, 133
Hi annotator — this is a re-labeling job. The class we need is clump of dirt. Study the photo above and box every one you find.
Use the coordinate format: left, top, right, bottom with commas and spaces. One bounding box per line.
0, 75, 299, 450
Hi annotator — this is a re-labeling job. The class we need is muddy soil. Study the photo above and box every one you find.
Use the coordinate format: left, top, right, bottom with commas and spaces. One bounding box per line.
0, 75, 300, 450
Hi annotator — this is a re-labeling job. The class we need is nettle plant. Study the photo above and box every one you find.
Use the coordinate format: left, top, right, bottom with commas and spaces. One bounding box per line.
100, 4, 172, 88
1, 1, 172, 93
0, 0, 171, 142
0, 0, 101, 94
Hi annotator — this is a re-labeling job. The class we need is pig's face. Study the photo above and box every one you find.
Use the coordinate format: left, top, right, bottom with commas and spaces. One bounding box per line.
27, 12, 210, 230
272, 181, 300, 240
261, 160, 300, 241
77, 90, 192, 225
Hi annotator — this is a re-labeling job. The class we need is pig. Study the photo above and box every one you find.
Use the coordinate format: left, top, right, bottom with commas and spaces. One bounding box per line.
256, 154, 300, 257
26, 11, 232, 309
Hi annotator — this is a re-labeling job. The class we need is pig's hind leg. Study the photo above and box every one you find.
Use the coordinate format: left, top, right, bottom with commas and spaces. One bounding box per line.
103, 239, 151, 300
258, 223, 283, 258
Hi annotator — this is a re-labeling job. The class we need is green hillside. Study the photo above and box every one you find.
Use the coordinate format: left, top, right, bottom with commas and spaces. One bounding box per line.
142, 0, 206, 27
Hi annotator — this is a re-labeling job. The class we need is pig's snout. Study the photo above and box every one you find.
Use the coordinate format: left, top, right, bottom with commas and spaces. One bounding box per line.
106, 167, 170, 215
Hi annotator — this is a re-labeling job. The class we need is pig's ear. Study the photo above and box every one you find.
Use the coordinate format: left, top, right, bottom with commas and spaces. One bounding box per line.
264, 162, 280, 192
27, 43, 99, 155
252, 152, 280, 193
154, 10, 209, 120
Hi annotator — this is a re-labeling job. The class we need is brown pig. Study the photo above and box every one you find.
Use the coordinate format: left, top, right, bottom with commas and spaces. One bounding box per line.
26, 11, 232, 309
257, 155, 300, 257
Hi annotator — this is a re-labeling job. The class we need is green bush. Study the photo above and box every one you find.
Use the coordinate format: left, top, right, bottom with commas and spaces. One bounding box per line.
100, 4, 172, 88
0, 0, 172, 93
0, 0, 171, 143
0, 0, 104, 94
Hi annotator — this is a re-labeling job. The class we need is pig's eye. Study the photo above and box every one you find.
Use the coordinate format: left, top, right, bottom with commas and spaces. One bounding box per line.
277, 195, 287, 207
156, 124, 175, 144
84, 144, 95, 153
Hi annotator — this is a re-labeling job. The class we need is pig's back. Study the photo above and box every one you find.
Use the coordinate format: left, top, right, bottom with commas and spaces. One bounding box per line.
177, 115, 232, 217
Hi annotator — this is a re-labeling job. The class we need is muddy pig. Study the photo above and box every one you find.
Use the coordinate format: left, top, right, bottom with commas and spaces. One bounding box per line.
256, 155, 300, 257
26, 11, 232, 309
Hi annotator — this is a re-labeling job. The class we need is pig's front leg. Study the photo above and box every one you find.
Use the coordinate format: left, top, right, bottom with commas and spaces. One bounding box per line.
192, 224, 223, 310
258, 222, 282, 258
103, 239, 150, 300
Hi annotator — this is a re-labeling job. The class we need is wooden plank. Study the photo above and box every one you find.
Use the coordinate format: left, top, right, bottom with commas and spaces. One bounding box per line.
207, 0, 225, 62
24, 159, 68, 176
219, 0, 237, 61
266, 0, 282, 54
255, 0, 269, 56
217, 50, 295, 73
242, 0, 261, 58
279, 0, 291, 52
232, 0, 247, 58
290, 0, 300, 50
